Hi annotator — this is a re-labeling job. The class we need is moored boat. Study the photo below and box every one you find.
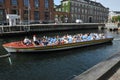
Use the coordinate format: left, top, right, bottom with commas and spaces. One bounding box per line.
2, 36, 113, 53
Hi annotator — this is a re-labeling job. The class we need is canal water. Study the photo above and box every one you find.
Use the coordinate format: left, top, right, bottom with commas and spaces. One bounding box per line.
0, 29, 120, 80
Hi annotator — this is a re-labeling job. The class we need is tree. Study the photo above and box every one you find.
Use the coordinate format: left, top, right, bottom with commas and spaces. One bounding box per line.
112, 16, 120, 22
117, 16, 120, 22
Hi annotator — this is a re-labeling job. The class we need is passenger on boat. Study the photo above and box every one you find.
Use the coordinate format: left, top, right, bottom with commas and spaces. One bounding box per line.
42, 38, 49, 46
67, 35, 73, 43
87, 33, 94, 40
33, 35, 39, 45
82, 34, 88, 41
23, 37, 31, 45
99, 33, 105, 39
94, 33, 100, 39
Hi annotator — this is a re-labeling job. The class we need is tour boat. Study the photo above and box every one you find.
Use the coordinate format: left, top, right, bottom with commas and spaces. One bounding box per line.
2, 36, 113, 53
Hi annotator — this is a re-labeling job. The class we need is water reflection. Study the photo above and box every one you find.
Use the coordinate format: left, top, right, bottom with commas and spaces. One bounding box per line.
8, 57, 12, 65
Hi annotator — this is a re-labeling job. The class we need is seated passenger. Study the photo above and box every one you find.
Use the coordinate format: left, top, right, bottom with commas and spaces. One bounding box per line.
42, 38, 48, 46
82, 34, 88, 41
87, 35, 93, 40
23, 37, 31, 45
68, 35, 73, 43
33, 35, 39, 45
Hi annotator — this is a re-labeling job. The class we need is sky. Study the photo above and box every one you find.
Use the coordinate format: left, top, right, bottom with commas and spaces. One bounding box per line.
54, 0, 120, 11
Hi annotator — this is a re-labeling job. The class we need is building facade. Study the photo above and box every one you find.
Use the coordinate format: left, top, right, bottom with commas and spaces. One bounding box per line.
54, 4, 70, 23
0, 0, 54, 24
54, 0, 70, 23
54, 0, 109, 23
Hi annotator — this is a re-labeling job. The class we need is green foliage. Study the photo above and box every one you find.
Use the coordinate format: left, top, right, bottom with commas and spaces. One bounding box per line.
112, 16, 120, 22
118, 16, 120, 21
62, 0, 70, 12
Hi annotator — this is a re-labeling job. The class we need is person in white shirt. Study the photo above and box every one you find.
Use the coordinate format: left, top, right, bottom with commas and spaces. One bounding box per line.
33, 35, 39, 45
23, 37, 31, 45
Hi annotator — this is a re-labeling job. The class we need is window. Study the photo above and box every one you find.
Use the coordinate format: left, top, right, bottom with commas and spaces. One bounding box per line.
11, 10, 18, 14
44, 12, 49, 20
11, 0, 17, 6
23, 10, 28, 20
24, 0, 29, 7
71, 7, 74, 13
34, 0, 39, 8
45, 0, 49, 9
0, 9, 5, 21
34, 11, 39, 20
0, 0, 4, 4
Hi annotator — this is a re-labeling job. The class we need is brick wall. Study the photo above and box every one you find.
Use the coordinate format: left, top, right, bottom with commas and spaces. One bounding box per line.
0, 0, 54, 22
